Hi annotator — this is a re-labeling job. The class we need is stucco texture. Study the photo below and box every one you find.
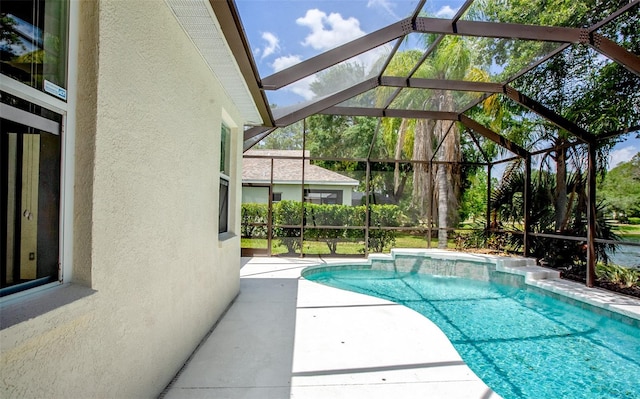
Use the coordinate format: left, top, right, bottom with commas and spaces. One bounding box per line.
1, 1, 243, 397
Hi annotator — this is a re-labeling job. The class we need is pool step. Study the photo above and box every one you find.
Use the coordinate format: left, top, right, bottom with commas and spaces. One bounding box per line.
496, 262, 561, 282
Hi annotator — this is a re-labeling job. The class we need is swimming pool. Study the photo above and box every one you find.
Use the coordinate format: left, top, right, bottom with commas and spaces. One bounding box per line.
303, 252, 640, 399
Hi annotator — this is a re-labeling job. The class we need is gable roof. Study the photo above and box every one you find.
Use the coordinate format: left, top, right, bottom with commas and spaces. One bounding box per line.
243, 150, 359, 186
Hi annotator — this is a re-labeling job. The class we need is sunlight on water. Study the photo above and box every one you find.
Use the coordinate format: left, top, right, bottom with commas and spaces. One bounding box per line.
306, 269, 640, 399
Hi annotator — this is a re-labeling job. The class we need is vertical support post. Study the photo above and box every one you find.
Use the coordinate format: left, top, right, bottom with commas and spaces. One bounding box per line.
486, 163, 492, 233
365, 160, 371, 257
523, 155, 532, 257
427, 161, 432, 249
268, 159, 274, 256
586, 143, 597, 287
300, 119, 306, 257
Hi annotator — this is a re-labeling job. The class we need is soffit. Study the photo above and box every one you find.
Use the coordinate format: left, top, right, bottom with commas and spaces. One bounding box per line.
164, 0, 266, 125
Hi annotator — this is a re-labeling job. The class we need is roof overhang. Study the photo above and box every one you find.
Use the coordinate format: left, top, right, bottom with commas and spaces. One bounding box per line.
164, 0, 272, 126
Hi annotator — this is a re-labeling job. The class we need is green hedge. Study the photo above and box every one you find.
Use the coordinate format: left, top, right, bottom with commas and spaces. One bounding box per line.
241, 201, 402, 254
305, 203, 365, 254
241, 203, 268, 238
273, 200, 303, 254
368, 205, 404, 252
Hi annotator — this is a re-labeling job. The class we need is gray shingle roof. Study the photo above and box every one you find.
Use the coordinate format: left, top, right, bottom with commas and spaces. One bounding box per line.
243, 150, 359, 185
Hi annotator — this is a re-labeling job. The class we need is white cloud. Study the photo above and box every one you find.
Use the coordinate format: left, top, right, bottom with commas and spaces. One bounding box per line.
367, 0, 399, 20
288, 76, 316, 100
609, 145, 637, 169
435, 5, 459, 19
296, 9, 365, 51
272, 55, 302, 72
261, 32, 280, 59
272, 55, 315, 100
352, 42, 394, 74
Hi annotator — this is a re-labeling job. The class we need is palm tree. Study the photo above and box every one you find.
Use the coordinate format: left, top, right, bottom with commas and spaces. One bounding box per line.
491, 165, 618, 270
379, 36, 491, 247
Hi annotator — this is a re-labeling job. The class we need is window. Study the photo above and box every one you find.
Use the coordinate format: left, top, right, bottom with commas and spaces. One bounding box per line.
272, 192, 282, 202
219, 124, 230, 234
0, 0, 69, 100
304, 189, 342, 205
1, 92, 62, 296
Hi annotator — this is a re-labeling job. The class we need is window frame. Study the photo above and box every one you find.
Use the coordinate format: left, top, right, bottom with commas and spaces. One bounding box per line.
218, 123, 231, 234
0, 0, 77, 302
1, 100, 63, 297
304, 188, 343, 205
0, 0, 70, 100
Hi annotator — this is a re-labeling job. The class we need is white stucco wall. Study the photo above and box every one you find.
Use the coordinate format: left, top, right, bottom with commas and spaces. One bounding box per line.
243, 184, 355, 205
1, 1, 243, 397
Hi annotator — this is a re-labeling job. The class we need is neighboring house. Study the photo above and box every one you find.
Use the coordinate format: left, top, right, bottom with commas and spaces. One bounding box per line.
1, 1, 265, 397
242, 150, 360, 206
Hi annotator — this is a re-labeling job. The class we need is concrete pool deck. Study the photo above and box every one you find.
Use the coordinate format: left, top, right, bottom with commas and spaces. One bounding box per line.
161, 256, 500, 398
161, 253, 640, 399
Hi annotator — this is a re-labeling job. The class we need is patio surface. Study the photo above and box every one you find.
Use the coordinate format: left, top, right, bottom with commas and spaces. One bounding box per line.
161, 256, 499, 399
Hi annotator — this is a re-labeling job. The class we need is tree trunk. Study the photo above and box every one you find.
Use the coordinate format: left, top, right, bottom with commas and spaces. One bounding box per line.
436, 163, 448, 247
394, 118, 409, 195
555, 142, 568, 231
434, 92, 460, 248
412, 119, 435, 220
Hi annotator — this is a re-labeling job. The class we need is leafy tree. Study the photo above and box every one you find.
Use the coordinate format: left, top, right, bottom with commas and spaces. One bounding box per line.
377, 36, 498, 247
0, 13, 24, 54
255, 121, 303, 150
309, 62, 369, 98
306, 114, 377, 185
471, 0, 639, 236
460, 168, 490, 223
598, 153, 640, 218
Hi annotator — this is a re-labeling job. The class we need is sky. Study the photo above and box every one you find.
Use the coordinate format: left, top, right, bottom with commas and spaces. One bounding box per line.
235, 0, 639, 168
609, 139, 640, 169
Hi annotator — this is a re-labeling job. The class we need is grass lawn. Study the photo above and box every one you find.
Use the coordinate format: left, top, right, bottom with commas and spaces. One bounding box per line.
612, 224, 640, 244
241, 232, 462, 256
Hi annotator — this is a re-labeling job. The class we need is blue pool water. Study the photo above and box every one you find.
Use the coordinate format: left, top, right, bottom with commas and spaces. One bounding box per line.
304, 268, 640, 399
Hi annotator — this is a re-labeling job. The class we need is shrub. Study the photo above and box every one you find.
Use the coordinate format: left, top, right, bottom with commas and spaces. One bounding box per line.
305, 203, 365, 254
368, 205, 402, 252
273, 200, 303, 254
597, 263, 640, 288
263, 200, 403, 254
241, 203, 268, 238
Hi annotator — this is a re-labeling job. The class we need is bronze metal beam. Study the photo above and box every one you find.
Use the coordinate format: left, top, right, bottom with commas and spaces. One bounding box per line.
381, 76, 504, 92
415, 17, 587, 43
587, 33, 640, 77
459, 114, 530, 158
503, 86, 596, 144
275, 78, 379, 127
244, 125, 273, 140
261, 20, 412, 90
243, 128, 275, 151
318, 106, 459, 120
596, 125, 640, 141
